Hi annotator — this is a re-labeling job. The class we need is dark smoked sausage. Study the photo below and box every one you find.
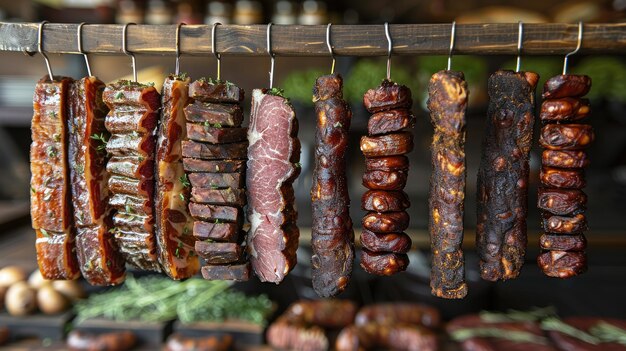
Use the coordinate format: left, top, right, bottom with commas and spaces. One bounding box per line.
476, 70, 538, 282
310, 74, 354, 298
427, 70, 469, 299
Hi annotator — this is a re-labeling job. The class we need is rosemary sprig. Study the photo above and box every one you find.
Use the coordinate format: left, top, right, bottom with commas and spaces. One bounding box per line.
541, 318, 599, 345
589, 322, 626, 345
74, 275, 272, 325
450, 327, 549, 345
480, 306, 557, 323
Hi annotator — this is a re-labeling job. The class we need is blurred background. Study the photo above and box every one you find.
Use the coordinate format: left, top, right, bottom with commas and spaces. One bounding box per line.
0, 0, 625, 341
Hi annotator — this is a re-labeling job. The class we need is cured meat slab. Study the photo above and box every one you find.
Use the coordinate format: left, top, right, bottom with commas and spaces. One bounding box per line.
103, 80, 161, 272
68, 76, 125, 285
184, 78, 250, 281
155, 75, 198, 280
31, 76, 80, 280
246, 89, 300, 284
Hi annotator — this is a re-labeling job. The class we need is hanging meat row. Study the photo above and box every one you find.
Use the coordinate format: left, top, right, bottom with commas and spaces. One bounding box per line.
29, 67, 596, 297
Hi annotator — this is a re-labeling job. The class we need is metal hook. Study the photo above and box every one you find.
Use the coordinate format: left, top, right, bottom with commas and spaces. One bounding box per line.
122, 23, 137, 82
267, 22, 275, 89
175, 23, 185, 76
563, 21, 583, 75
447, 21, 456, 71
326, 23, 336, 75
77, 22, 92, 77
384, 22, 392, 80
212, 22, 222, 81
38, 21, 54, 81
516, 21, 523, 72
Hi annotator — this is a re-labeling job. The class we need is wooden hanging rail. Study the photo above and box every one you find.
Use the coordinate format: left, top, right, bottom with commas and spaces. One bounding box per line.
0, 22, 624, 56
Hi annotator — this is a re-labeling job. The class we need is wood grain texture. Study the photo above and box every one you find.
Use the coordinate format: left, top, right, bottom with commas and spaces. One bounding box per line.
0, 22, 624, 56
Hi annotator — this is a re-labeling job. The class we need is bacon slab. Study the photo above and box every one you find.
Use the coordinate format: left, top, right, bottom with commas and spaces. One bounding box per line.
155, 75, 198, 279
31, 76, 80, 280
68, 76, 125, 285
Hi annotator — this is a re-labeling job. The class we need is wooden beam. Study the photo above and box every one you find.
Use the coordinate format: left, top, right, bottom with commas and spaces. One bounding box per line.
0, 22, 624, 56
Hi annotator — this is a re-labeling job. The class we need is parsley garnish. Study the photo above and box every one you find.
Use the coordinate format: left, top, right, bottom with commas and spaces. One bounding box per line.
267, 87, 285, 97
46, 145, 58, 158
179, 193, 185, 202
179, 174, 190, 188
40, 228, 49, 238
114, 91, 124, 99
90, 133, 109, 151
203, 121, 222, 128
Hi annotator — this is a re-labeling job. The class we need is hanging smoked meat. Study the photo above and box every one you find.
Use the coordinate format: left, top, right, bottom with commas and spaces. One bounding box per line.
247, 88, 301, 283
427, 70, 469, 299
359, 79, 414, 276
103, 81, 161, 272
182, 78, 250, 281
31, 76, 80, 280
155, 74, 198, 280
310, 73, 354, 297
68, 76, 125, 285
537, 74, 593, 278
476, 70, 538, 281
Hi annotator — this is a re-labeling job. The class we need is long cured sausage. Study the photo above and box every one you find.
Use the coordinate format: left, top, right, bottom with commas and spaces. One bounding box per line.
155, 75, 198, 279
427, 70, 469, 299
310, 73, 354, 298
31, 76, 80, 280
103, 81, 161, 272
476, 70, 538, 281
68, 76, 125, 285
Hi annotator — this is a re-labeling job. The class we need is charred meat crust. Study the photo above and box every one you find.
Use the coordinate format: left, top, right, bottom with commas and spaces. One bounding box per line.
360, 249, 409, 276
476, 70, 538, 282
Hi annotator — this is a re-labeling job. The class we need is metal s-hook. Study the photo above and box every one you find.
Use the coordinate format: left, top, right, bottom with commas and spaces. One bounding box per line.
122, 23, 137, 82
267, 22, 275, 89
447, 21, 456, 71
212, 22, 222, 81
384, 22, 392, 80
516, 21, 523, 72
326, 23, 335, 75
563, 21, 583, 75
77, 22, 92, 77
175, 22, 185, 76
38, 21, 54, 81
